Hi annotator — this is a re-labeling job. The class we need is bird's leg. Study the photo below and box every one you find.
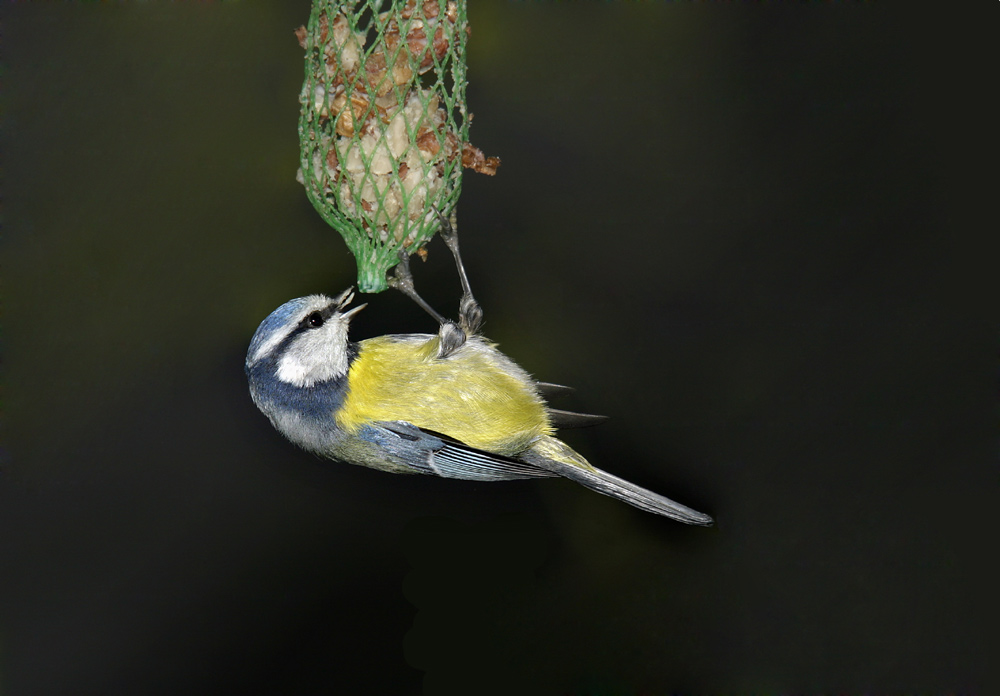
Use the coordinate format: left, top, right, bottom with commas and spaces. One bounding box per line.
388, 249, 446, 324
435, 210, 483, 336
389, 248, 467, 358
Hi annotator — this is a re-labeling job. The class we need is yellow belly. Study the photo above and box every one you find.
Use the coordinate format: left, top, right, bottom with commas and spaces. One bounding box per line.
336, 334, 551, 456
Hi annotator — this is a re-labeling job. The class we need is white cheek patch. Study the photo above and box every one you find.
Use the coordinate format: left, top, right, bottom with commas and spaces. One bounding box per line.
276, 322, 350, 387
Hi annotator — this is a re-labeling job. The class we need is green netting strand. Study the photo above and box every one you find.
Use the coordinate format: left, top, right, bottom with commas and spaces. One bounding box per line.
297, 0, 497, 292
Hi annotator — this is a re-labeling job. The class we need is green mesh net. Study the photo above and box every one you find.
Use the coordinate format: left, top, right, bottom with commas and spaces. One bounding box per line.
297, 0, 498, 292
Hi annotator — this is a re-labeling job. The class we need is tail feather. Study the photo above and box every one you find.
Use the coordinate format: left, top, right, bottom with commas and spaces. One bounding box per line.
523, 436, 713, 526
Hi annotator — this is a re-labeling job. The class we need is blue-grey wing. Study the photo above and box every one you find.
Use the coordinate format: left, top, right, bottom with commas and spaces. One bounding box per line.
359, 421, 558, 481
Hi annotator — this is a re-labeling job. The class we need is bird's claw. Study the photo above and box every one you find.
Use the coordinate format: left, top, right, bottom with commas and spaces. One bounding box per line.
437, 321, 467, 358
459, 296, 483, 335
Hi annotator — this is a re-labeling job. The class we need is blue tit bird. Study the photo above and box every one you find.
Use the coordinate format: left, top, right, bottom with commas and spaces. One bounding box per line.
245, 287, 713, 524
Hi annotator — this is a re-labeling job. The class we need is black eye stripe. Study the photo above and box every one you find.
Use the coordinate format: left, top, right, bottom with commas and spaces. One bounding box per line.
300, 303, 342, 330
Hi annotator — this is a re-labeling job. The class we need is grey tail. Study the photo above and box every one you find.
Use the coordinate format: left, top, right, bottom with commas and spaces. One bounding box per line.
522, 436, 713, 525
550, 460, 713, 525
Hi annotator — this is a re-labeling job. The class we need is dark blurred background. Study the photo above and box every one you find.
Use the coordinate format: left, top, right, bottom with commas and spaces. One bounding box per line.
1, 3, 992, 695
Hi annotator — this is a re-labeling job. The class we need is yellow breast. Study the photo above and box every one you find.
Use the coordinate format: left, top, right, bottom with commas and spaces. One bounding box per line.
336, 334, 552, 456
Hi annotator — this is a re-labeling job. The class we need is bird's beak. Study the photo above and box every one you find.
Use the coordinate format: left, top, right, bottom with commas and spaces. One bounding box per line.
341, 302, 367, 321
333, 287, 355, 310
333, 287, 365, 321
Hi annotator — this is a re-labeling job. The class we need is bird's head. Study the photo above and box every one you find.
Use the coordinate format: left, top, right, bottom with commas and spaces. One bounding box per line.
246, 288, 366, 388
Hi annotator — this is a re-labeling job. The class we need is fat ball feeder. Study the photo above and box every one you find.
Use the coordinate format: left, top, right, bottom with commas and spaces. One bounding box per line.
296, 0, 499, 293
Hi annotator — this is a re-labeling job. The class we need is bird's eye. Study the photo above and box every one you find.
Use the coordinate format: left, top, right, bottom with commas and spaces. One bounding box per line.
306, 311, 325, 328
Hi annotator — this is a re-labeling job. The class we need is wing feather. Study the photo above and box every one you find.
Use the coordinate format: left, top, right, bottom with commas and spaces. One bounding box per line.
363, 421, 558, 481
